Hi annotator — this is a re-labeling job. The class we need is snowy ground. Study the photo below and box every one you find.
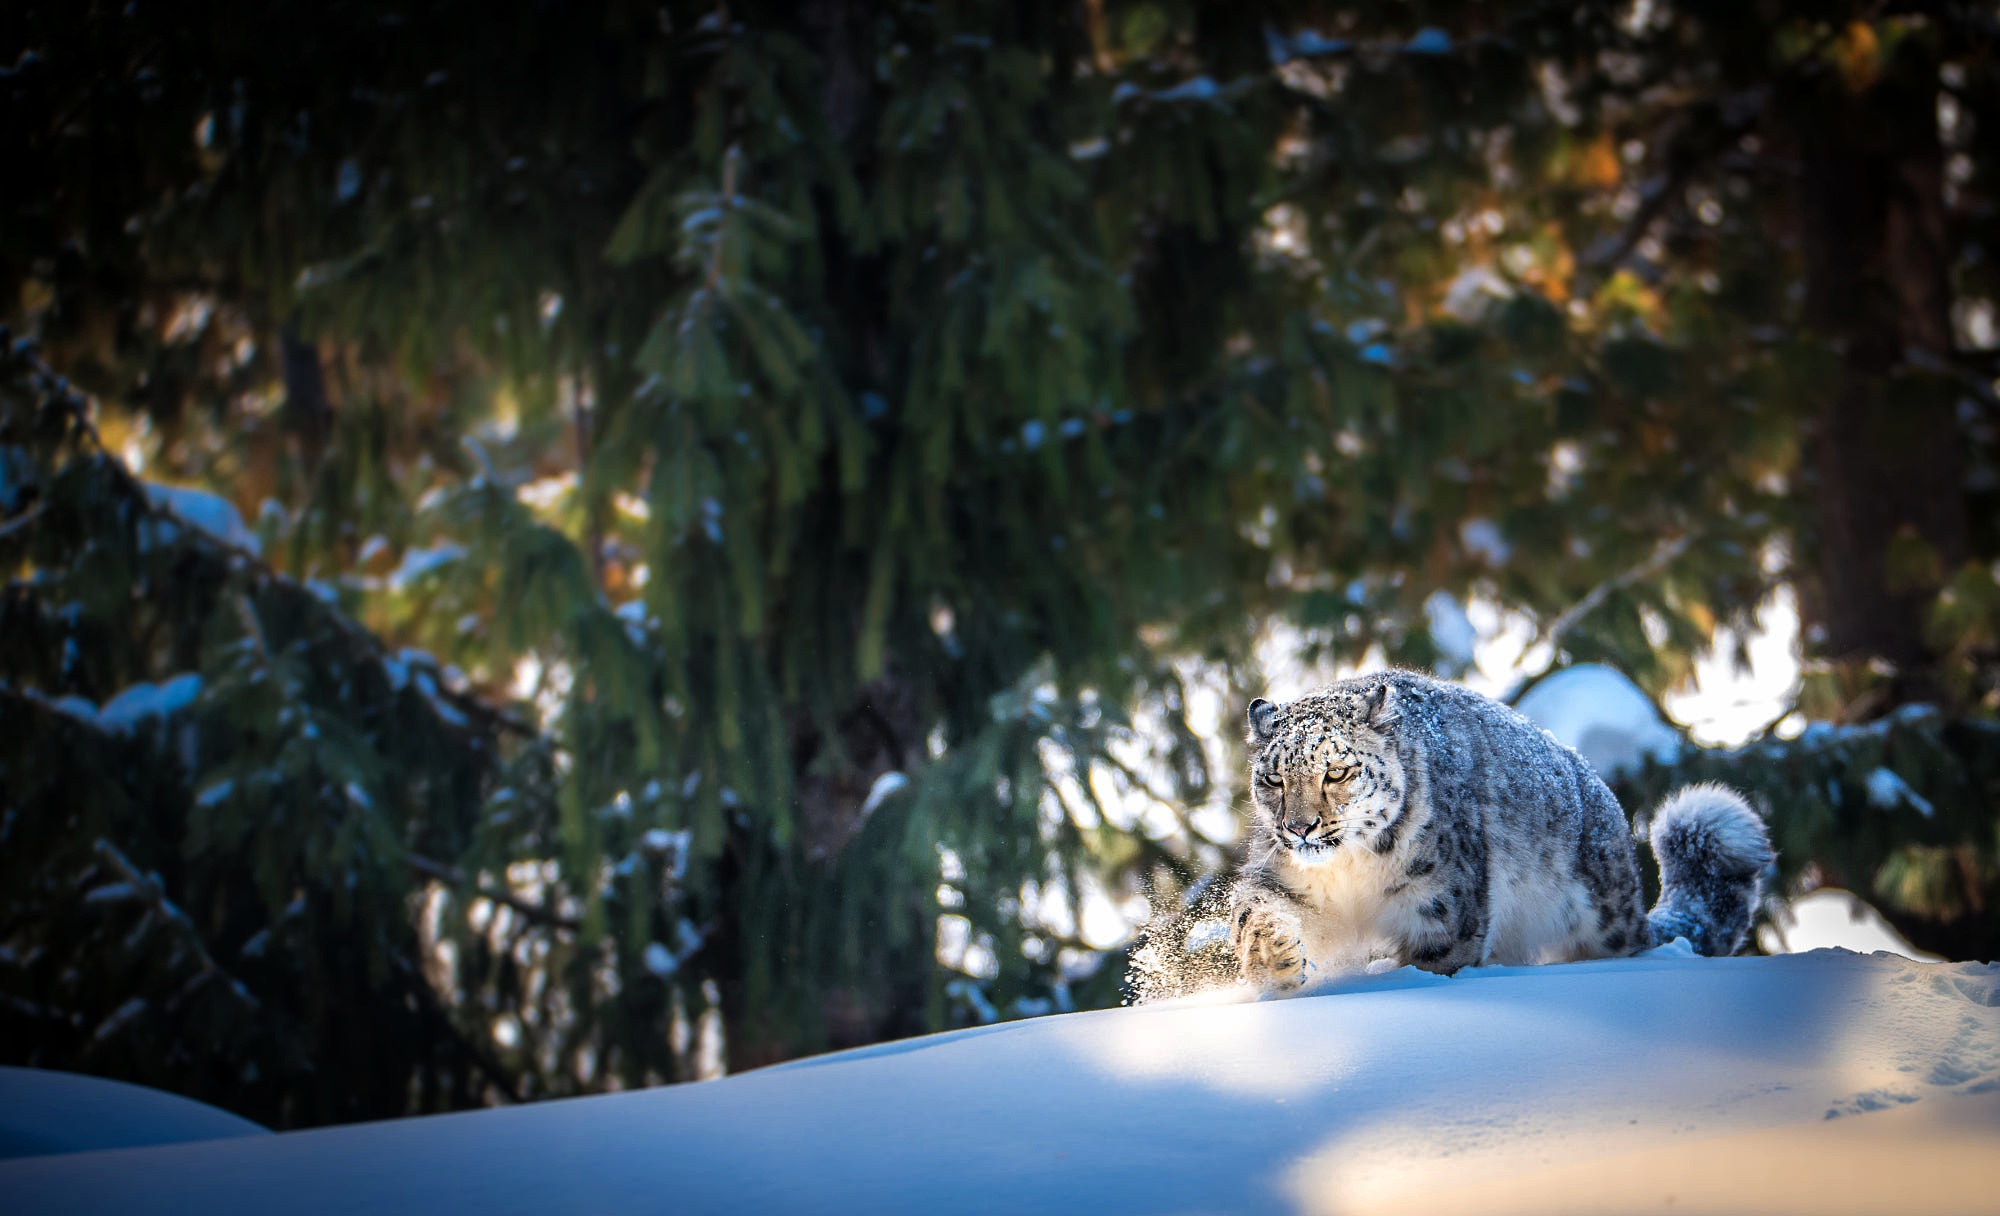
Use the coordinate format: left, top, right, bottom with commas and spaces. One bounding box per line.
5, 946, 1996, 1214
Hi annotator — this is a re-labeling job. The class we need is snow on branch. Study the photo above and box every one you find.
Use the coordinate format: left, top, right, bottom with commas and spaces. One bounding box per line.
7, 340, 530, 742
90, 838, 261, 1013
404, 853, 583, 933
1541, 533, 1691, 651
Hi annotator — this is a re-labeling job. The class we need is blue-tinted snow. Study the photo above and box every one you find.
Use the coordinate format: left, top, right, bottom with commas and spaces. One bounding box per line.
1863, 767, 1936, 818
3, 950, 1995, 1213
1404, 27, 1453, 55
0, 444, 27, 512
642, 942, 677, 977
387, 543, 465, 593
641, 827, 688, 854
859, 770, 909, 818
334, 160, 362, 204
0, 1068, 268, 1161
1514, 663, 1680, 778
142, 482, 261, 556
1457, 517, 1511, 565
1441, 265, 1513, 322
1153, 76, 1219, 103
1422, 591, 1477, 678
94, 673, 203, 733
413, 669, 468, 728
1266, 28, 1352, 64
90, 998, 148, 1044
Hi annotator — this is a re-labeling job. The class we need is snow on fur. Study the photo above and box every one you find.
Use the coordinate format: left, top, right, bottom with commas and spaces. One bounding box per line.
1645, 783, 1774, 957
1648, 783, 1774, 881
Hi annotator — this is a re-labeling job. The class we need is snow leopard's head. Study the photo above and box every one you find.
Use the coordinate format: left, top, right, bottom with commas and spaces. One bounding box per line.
1245, 680, 1407, 865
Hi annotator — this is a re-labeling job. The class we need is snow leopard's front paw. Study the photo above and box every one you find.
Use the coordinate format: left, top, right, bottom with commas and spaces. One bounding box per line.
1231, 904, 1306, 992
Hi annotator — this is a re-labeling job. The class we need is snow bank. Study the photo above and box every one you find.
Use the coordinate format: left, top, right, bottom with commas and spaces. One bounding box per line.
1515, 663, 1681, 778
0, 1068, 267, 1161
3, 948, 1995, 1214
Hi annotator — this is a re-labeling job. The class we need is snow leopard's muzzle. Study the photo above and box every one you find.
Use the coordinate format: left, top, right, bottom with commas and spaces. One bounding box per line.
1278, 815, 1371, 861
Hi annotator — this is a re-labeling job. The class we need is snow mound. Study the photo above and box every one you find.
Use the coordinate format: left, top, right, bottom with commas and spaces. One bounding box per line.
0, 1067, 268, 1161
3, 949, 1996, 1214
1515, 663, 1681, 777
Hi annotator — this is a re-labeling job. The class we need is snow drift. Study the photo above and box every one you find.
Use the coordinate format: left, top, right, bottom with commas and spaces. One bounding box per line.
3, 947, 1996, 1214
0, 1068, 268, 1161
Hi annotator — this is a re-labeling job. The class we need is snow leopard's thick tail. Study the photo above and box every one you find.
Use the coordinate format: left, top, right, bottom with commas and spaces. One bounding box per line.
1645, 783, 1773, 956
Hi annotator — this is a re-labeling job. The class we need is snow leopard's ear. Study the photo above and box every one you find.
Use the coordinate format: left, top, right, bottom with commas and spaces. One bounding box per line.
1362, 681, 1399, 728
1246, 698, 1279, 744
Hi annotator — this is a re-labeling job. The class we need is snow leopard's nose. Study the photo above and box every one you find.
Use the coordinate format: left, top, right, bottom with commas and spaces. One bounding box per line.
1284, 817, 1319, 842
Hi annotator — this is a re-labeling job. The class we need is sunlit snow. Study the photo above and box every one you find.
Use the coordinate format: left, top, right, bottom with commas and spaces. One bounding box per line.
4, 948, 1994, 1214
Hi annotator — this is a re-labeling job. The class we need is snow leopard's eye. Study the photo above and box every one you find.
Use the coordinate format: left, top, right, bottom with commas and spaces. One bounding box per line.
1260, 773, 1284, 789
1325, 766, 1357, 785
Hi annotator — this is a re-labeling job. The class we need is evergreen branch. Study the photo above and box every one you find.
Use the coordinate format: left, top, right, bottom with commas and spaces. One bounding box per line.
10, 338, 533, 740
705, 145, 741, 294
391, 955, 525, 1104
90, 838, 262, 1013
1911, 346, 2000, 411
405, 853, 583, 932
0, 503, 45, 543
232, 594, 272, 664
1095, 749, 1186, 815
1576, 5, 1882, 285
1541, 533, 1692, 650
1578, 163, 1690, 276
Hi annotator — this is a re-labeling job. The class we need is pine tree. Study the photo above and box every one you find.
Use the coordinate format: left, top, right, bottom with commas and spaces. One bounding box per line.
4, 0, 1996, 1123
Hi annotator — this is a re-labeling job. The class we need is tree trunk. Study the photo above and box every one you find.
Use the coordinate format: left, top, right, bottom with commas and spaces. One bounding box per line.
717, 670, 931, 1075
279, 324, 332, 476
1782, 40, 1966, 717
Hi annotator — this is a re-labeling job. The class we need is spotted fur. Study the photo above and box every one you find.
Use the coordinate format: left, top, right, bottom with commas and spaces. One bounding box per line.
1228, 671, 1773, 989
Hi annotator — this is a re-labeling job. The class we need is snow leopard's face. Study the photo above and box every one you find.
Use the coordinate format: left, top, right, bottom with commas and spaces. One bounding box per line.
1245, 682, 1407, 866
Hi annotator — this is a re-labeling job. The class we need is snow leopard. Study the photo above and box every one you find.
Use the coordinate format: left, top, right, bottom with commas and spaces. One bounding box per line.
1228, 670, 1772, 989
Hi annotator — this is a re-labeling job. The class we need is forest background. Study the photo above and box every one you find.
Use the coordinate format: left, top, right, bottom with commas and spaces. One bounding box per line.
4, 0, 1998, 1129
